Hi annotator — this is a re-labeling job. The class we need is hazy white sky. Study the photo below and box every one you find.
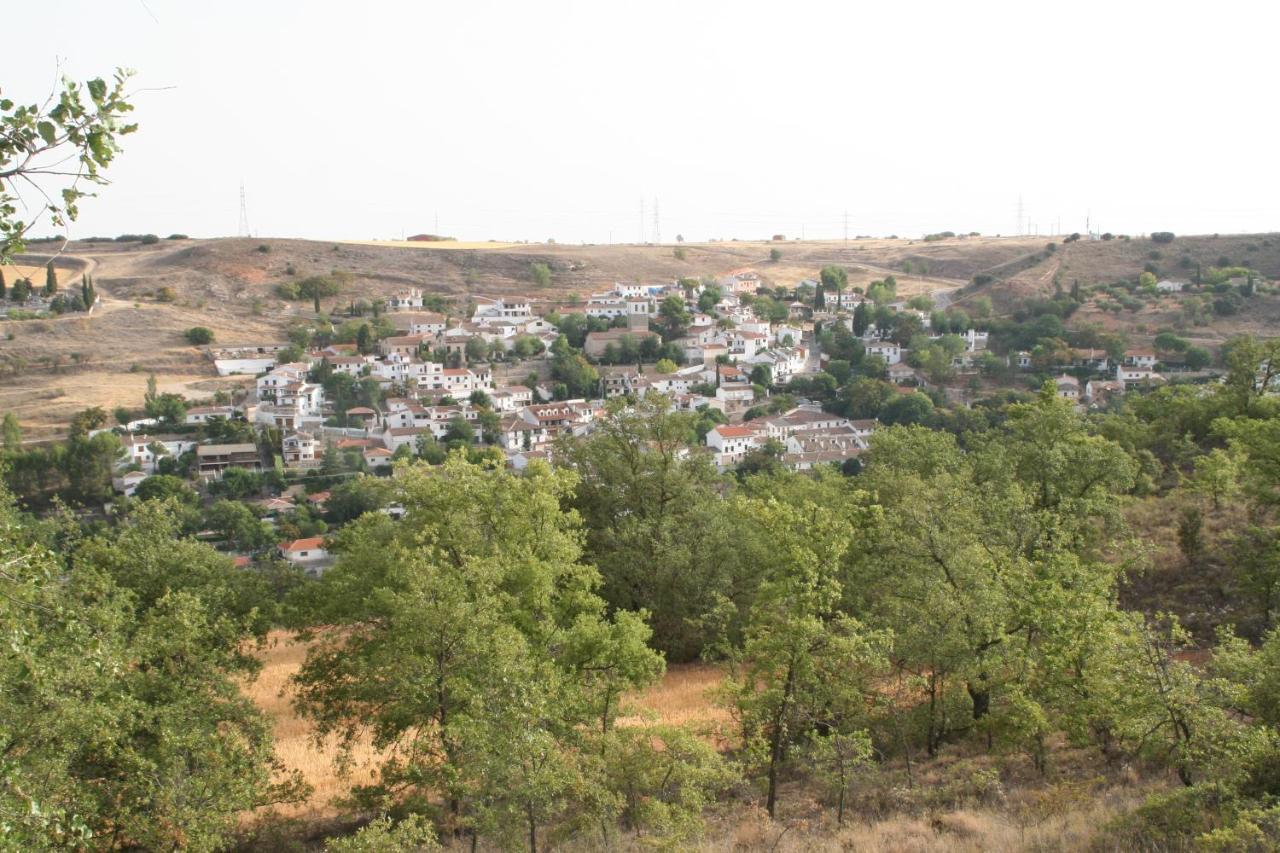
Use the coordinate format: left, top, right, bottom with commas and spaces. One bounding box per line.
9, 1, 1278, 243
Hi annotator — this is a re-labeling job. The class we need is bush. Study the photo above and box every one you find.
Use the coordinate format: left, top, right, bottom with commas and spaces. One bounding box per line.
184, 327, 214, 345
167, 234, 188, 240
1100, 785, 1235, 850
1151, 231, 1176, 244
673, 247, 687, 261
1184, 346, 1212, 370
769, 248, 782, 262
256, 243, 271, 253
530, 262, 552, 288
140, 234, 160, 244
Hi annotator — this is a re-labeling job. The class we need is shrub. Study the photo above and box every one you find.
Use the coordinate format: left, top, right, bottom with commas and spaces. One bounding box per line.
769, 248, 782, 262
256, 243, 271, 253
140, 234, 160, 244
673, 247, 687, 261
530, 262, 552, 288
1151, 231, 1176, 244
166, 233, 188, 240
184, 326, 214, 345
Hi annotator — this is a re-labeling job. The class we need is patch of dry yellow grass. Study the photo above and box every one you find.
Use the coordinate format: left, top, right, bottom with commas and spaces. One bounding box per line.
340, 240, 524, 250
243, 631, 384, 820
619, 662, 728, 730
1, 263, 75, 285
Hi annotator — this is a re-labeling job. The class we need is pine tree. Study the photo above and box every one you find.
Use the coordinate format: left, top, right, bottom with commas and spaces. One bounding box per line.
44, 261, 57, 296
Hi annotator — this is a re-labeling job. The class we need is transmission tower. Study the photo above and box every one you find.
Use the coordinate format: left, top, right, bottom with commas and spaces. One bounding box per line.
639, 197, 646, 243
238, 182, 251, 237
652, 196, 660, 244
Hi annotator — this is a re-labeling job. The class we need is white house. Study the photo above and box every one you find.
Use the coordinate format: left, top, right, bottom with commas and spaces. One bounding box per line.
864, 341, 901, 365
386, 288, 425, 311
706, 424, 761, 469
1156, 280, 1187, 293
185, 405, 236, 425
282, 432, 320, 469
113, 470, 150, 497
1055, 375, 1080, 400
278, 536, 331, 576
1125, 350, 1158, 369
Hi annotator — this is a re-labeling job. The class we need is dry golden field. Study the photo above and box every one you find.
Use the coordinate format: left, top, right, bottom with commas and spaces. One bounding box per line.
340, 240, 525, 250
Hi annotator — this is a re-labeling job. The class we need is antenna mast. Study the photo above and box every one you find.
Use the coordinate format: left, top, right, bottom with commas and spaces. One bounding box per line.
238, 181, 251, 237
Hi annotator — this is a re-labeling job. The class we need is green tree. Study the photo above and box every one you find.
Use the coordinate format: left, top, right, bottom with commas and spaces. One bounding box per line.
530, 261, 552, 288
464, 336, 490, 363
2, 412, 21, 450
0, 69, 138, 260
184, 325, 214, 345
719, 496, 886, 818
290, 457, 662, 844
819, 265, 847, 302
43, 261, 57, 296
657, 295, 692, 341
561, 396, 730, 660
0, 491, 303, 848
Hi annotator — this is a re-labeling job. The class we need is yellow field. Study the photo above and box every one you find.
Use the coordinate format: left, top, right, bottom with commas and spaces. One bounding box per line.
340, 240, 525, 250
244, 631, 727, 820
1, 263, 76, 285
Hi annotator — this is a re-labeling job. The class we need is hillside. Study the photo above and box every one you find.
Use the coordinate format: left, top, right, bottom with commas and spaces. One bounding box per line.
2, 232, 1275, 439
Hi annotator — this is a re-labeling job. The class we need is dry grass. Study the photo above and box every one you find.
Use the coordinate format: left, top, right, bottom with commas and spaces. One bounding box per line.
243, 631, 384, 821
341, 240, 525, 250
618, 661, 728, 730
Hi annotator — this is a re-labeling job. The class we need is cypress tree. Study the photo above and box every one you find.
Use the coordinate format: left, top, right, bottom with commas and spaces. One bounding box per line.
0, 267, 6, 301
44, 261, 58, 296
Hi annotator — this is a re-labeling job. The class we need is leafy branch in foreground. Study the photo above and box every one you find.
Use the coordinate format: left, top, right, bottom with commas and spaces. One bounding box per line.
0, 67, 137, 261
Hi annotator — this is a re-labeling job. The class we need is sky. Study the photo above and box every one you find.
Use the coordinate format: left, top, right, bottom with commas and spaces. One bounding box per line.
8, 0, 1279, 244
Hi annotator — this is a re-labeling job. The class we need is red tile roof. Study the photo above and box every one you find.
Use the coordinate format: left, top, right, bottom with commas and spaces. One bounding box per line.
281, 536, 325, 552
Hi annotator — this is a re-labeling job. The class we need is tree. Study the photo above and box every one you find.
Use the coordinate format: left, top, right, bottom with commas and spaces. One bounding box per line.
719, 496, 886, 818
290, 457, 662, 845
9, 277, 30, 302
444, 414, 476, 445
654, 357, 677, 374
206, 499, 276, 552
560, 397, 731, 660
0, 69, 138, 260
656, 295, 691, 341
819, 265, 847, 303
769, 247, 782, 262
133, 473, 196, 505
852, 301, 870, 336
0, 266, 6, 300
43, 261, 57, 296
2, 412, 21, 450
530, 262, 552, 288
0, 491, 303, 849
464, 336, 490, 363
880, 391, 934, 426
1184, 346, 1211, 370
184, 326, 214, 345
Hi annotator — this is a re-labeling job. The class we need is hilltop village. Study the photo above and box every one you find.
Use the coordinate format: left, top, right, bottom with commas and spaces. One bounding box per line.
4, 258, 1232, 579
